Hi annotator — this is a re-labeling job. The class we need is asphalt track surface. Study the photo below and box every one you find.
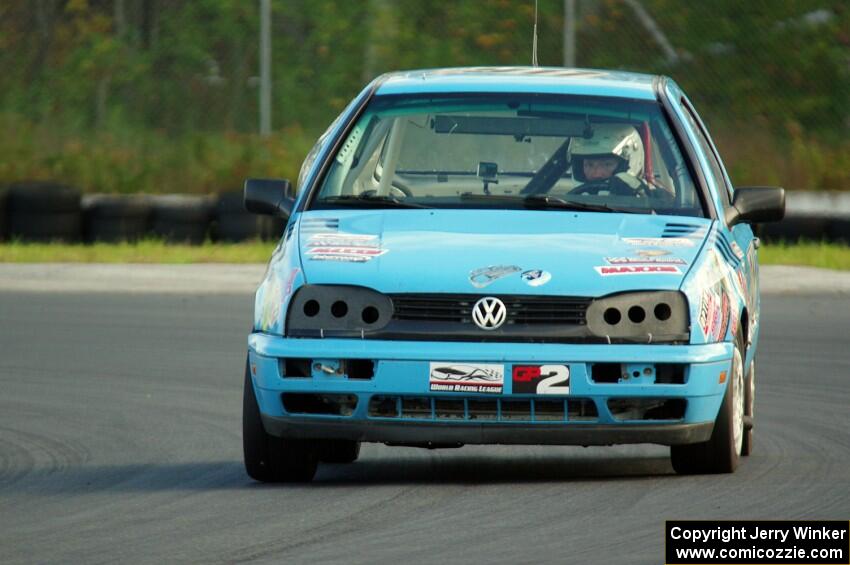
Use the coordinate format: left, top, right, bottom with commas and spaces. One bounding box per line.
1, 291, 848, 564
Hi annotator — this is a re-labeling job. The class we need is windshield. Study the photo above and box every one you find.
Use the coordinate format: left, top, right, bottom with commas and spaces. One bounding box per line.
311, 93, 704, 217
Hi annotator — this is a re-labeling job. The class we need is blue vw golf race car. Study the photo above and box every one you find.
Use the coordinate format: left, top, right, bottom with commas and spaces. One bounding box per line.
242, 67, 785, 482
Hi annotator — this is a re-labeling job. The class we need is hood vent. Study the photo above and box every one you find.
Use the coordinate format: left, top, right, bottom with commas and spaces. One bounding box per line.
301, 217, 339, 233
662, 222, 707, 239
712, 232, 742, 267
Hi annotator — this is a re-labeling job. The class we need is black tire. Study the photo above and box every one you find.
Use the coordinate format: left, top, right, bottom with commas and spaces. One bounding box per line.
7, 181, 81, 214
150, 195, 213, 244
318, 440, 361, 464
243, 362, 318, 482
82, 194, 152, 243
759, 214, 829, 243
741, 359, 755, 456
8, 211, 82, 242
214, 191, 284, 242
215, 211, 262, 242
0, 187, 8, 241
671, 332, 745, 474
828, 217, 850, 244
215, 191, 246, 214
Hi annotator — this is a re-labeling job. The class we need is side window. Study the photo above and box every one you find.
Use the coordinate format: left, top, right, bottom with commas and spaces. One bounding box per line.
680, 100, 733, 207
297, 111, 347, 193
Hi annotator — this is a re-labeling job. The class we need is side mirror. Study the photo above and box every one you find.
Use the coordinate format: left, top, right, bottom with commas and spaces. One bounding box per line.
726, 186, 785, 227
243, 178, 295, 218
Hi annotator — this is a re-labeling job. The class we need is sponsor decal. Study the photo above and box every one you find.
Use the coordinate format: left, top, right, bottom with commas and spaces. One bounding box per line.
283, 267, 300, 299
700, 284, 733, 342
306, 232, 385, 262
307, 232, 378, 247
699, 288, 718, 339
710, 292, 729, 342
429, 363, 504, 394
730, 298, 740, 338
605, 256, 686, 265
308, 254, 370, 263
469, 265, 522, 288
635, 249, 672, 257
735, 269, 748, 300
259, 277, 281, 332
595, 265, 683, 276
730, 240, 744, 260
520, 269, 552, 287
623, 237, 695, 248
512, 365, 570, 395
308, 246, 385, 257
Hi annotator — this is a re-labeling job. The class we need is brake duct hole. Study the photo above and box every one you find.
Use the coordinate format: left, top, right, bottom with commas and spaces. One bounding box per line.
282, 393, 358, 416
361, 306, 380, 324
346, 359, 375, 380
303, 300, 320, 317
280, 358, 312, 378
654, 302, 672, 321
331, 300, 348, 318
628, 306, 646, 323
603, 307, 621, 325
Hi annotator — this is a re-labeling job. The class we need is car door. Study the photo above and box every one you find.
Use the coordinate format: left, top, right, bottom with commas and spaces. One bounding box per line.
677, 94, 759, 352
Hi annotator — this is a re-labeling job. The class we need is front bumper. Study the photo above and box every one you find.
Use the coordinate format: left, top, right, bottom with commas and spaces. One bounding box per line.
248, 333, 733, 447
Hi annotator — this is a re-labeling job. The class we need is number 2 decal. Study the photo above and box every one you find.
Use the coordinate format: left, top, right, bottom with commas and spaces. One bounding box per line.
512, 364, 570, 394
536, 364, 570, 395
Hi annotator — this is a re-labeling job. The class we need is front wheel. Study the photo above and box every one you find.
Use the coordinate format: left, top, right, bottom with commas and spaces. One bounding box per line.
741, 359, 755, 456
671, 333, 745, 474
243, 361, 318, 482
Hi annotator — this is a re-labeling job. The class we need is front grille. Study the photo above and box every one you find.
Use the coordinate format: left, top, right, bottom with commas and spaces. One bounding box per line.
390, 294, 591, 325
368, 394, 598, 423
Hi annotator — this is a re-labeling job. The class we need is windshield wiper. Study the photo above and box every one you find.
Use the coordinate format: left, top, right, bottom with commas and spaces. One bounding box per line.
459, 193, 652, 214
523, 195, 617, 213
317, 194, 428, 209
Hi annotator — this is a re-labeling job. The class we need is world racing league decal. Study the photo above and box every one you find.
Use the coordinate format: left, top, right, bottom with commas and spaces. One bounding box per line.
429, 363, 504, 394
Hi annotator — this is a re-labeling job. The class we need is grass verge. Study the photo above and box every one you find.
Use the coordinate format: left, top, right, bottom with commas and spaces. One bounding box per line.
758, 241, 850, 271
0, 240, 276, 264
0, 240, 849, 270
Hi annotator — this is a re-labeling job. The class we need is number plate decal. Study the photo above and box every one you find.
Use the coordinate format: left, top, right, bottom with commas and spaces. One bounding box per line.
512, 365, 570, 395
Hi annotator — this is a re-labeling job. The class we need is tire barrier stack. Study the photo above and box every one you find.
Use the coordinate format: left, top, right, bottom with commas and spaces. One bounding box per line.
82, 194, 152, 243
213, 191, 285, 242
150, 194, 215, 244
1, 183, 848, 245
0, 183, 288, 244
758, 192, 850, 244
6, 181, 82, 242
0, 187, 7, 242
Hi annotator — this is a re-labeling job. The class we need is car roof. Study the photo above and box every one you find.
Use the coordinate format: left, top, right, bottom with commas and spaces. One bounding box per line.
375, 67, 661, 101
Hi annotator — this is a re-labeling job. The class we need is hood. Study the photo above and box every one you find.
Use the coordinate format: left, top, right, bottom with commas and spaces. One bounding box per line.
297, 210, 710, 297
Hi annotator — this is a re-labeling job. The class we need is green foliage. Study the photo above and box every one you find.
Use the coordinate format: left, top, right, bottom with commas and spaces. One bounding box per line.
0, 0, 847, 193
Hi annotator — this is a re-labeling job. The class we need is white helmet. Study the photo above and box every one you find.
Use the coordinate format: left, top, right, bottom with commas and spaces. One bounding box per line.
571, 123, 644, 182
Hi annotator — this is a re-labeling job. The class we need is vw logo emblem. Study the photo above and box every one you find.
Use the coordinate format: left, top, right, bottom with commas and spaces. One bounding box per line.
472, 297, 507, 330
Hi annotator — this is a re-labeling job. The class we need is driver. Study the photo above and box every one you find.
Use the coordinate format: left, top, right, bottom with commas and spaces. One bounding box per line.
570, 123, 650, 196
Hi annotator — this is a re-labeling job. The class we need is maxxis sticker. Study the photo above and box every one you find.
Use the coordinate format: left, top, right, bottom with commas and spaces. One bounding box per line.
595, 265, 682, 276
306, 232, 385, 262
623, 237, 695, 247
